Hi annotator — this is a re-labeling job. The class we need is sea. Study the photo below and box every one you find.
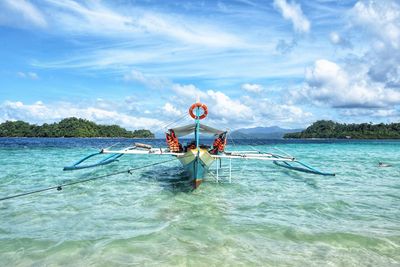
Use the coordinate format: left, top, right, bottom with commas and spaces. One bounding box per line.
0, 138, 399, 266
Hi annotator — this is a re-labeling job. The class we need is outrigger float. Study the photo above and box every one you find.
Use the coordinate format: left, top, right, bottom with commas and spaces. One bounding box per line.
64, 102, 335, 189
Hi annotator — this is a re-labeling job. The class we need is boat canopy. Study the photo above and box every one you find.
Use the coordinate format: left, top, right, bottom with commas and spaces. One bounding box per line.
169, 123, 225, 137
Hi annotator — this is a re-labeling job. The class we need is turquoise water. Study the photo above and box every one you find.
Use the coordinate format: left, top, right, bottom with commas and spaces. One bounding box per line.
1, 138, 399, 266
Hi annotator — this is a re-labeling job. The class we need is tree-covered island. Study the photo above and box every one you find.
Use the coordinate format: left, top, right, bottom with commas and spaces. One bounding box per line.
0, 117, 154, 138
284, 120, 400, 139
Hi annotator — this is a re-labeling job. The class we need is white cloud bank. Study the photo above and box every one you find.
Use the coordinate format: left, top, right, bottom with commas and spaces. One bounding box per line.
163, 103, 182, 116
241, 83, 263, 93
124, 70, 169, 89
17, 72, 39, 80
350, 0, 400, 88
0, 79, 313, 131
0, 100, 162, 130
351, 0, 400, 49
16, 0, 240, 48
171, 84, 253, 122
300, 59, 400, 108
291, 0, 400, 120
171, 83, 311, 128
0, 0, 47, 28
273, 0, 310, 33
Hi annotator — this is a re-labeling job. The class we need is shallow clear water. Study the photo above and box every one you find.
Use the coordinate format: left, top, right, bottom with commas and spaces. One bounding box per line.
0, 138, 399, 266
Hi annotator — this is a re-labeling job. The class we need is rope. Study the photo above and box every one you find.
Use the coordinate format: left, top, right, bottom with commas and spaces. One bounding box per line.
228, 130, 271, 152
155, 113, 190, 133
272, 146, 293, 158
0, 159, 176, 202
227, 130, 236, 149
243, 137, 293, 157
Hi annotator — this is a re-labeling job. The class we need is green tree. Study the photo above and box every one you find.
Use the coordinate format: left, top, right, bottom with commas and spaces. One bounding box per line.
284, 120, 400, 139
0, 118, 154, 138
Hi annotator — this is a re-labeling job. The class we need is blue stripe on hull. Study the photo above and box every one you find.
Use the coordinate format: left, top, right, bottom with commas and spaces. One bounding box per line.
182, 157, 208, 188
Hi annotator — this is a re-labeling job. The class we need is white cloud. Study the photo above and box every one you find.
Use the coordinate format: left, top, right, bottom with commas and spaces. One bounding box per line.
348, 0, 400, 88
293, 0, 400, 116
170, 83, 310, 128
17, 72, 26, 78
299, 59, 400, 108
39, 0, 241, 47
42, 0, 137, 36
17, 71, 39, 80
94, 98, 117, 111
273, 0, 310, 33
241, 83, 263, 93
242, 96, 313, 127
0, 100, 162, 130
329, 32, 352, 48
351, 0, 400, 49
0, 0, 47, 28
170, 83, 253, 128
163, 103, 182, 116
206, 90, 253, 121
0, 85, 313, 131
171, 84, 208, 101
26, 2, 310, 81
28, 72, 39, 80
329, 32, 340, 44
123, 70, 169, 89
137, 13, 241, 47
124, 70, 148, 83
305, 59, 348, 90
340, 108, 399, 118
39, 49, 160, 69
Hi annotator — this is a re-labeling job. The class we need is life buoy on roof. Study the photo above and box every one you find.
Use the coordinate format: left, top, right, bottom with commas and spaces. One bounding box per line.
189, 102, 208, 120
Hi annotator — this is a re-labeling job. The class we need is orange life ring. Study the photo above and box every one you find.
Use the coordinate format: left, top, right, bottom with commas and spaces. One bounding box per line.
189, 103, 208, 120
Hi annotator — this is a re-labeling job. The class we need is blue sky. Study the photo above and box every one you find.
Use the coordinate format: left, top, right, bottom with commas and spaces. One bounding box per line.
0, 0, 399, 131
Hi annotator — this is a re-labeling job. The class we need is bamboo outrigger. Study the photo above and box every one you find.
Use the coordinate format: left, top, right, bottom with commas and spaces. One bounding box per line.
64, 102, 335, 189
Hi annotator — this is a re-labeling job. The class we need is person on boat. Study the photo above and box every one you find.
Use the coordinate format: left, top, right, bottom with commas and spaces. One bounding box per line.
186, 141, 196, 151
166, 130, 182, 152
210, 132, 227, 154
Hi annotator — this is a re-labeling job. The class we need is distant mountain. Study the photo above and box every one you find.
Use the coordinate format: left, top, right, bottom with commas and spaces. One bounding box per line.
155, 126, 303, 139
231, 126, 303, 139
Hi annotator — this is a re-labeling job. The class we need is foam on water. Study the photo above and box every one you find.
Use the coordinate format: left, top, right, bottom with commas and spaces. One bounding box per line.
0, 138, 399, 266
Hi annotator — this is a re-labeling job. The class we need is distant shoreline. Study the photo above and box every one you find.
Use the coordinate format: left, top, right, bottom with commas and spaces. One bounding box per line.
0, 136, 154, 139
0, 118, 154, 138
2, 137, 400, 141
284, 120, 400, 139
283, 137, 400, 140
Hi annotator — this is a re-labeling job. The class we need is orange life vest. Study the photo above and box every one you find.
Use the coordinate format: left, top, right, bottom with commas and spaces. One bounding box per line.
213, 136, 226, 152
166, 130, 181, 152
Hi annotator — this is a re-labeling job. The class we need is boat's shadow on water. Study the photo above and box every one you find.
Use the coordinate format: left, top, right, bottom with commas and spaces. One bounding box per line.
140, 167, 195, 193
141, 168, 321, 192
278, 170, 320, 189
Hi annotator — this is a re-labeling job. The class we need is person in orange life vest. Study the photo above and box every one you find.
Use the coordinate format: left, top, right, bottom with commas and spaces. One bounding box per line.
210, 132, 227, 154
165, 130, 182, 152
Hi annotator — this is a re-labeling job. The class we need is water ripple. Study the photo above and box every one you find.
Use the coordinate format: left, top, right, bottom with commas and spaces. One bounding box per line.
1, 138, 400, 266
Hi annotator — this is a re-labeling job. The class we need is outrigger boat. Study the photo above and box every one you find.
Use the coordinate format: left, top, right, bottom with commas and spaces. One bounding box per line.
64, 102, 335, 189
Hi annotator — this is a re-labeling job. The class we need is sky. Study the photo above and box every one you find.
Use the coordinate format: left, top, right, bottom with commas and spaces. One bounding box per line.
0, 0, 400, 131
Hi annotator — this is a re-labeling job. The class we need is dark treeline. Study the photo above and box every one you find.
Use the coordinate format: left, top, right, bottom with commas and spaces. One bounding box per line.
284, 120, 400, 139
0, 117, 154, 138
